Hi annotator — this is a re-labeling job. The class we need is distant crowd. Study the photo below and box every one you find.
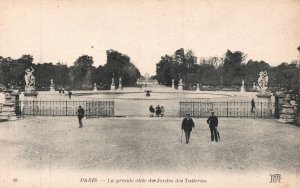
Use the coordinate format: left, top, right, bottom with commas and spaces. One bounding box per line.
149, 105, 165, 117
58, 88, 72, 99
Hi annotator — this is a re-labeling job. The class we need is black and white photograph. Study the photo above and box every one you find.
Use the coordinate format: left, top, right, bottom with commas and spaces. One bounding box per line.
0, 0, 299, 187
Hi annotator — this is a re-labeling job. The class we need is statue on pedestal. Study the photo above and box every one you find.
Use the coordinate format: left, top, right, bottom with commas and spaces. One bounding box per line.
257, 70, 269, 93
25, 66, 35, 87
110, 74, 115, 90
24, 66, 36, 93
50, 79, 54, 87
50, 78, 55, 92
172, 78, 175, 89
24, 66, 38, 96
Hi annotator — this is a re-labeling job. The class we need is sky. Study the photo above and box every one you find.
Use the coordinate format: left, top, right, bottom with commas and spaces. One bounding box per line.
0, 0, 299, 75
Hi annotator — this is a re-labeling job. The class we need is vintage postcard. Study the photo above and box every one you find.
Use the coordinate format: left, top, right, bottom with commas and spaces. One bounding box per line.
0, 0, 299, 187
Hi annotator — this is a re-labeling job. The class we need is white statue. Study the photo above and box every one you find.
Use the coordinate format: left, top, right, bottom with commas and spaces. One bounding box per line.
24, 66, 35, 87
242, 80, 244, 86
257, 70, 268, 92
50, 79, 54, 86
119, 77, 122, 83
111, 77, 114, 85
179, 78, 183, 85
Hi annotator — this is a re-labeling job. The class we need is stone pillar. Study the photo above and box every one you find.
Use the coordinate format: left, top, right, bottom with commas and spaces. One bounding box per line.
0, 89, 17, 120
196, 83, 200, 92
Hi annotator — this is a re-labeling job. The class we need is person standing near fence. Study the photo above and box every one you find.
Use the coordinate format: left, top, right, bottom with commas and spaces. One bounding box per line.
207, 110, 219, 142
68, 90, 72, 99
181, 113, 195, 144
251, 98, 255, 113
77, 106, 85, 128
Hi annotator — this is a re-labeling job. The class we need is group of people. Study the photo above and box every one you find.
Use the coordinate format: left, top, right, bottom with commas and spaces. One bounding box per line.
149, 105, 165, 117
181, 111, 220, 144
58, 88, 73, 99
76, 105, 219, 144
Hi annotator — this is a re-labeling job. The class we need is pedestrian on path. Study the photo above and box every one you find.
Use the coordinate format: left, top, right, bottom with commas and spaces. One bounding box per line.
68, 90, 72, 99
77, 106, 85, 128
149, 105, 155, 117
251, 98, 256, 113
155, 105, 161, 117
207, 110, 219, 142
160, 106, 165, 117
181, 113, 195, 144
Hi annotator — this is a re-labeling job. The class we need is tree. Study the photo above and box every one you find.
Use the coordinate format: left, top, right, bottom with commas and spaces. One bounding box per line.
69, 55, 95, 89
97, 50, 141, 88
222, 50, 247, 85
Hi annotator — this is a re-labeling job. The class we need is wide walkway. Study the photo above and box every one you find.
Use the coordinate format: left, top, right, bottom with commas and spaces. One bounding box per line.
0, 117, 299, 187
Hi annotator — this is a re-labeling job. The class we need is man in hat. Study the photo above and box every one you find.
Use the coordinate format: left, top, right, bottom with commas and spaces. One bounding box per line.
207, 110, 219, 142
181, 113, 195, 144
77, 106, 85, 128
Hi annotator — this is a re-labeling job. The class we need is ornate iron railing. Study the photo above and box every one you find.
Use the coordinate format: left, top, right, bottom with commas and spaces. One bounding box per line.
18, 100, 114, 117
179, 100, 273, 118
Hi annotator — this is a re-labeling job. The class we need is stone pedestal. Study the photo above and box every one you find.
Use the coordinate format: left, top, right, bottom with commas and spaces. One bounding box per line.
256, 93, 272, 117
277, 95, 295, 124
118, 83, 122, 90
50, 86, 55, 93
240, 86, 245, 93
196, 83, 200, 92
110, 84, 115, 91
0, 89, 17, 121
24, 85, 38, 97
178, 84, 183, 91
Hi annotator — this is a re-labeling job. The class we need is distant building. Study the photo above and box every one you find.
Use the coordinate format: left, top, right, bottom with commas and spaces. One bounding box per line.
136, 78, 158, 85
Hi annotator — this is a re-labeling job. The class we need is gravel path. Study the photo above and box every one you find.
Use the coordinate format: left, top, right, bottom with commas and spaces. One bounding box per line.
0, 117, 299, 172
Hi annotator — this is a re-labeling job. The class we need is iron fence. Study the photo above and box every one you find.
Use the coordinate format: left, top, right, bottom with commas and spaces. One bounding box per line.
18, 100, 114, 117
179, 100, 273, 118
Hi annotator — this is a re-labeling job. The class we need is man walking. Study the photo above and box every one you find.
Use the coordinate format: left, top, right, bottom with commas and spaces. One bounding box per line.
77, 106, 85, 128
181, 113, 195, 144
207, 110, 219, 142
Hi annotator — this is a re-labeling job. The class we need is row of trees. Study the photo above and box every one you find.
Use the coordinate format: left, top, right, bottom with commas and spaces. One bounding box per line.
155, 48, 299, 89
0, 50, 141, 90
0, 48, 299, 91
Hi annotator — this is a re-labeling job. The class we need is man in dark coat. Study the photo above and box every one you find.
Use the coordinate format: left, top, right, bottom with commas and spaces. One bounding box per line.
77, 106, 85, 128
251, 98, 255, 113
155, 105, 161, 117
207, 111, 219, 142
181, 113, 195, 144
149, 105, 155, 117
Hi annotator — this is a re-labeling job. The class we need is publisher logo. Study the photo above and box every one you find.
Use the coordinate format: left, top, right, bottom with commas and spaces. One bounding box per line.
269, 174, 281, 183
